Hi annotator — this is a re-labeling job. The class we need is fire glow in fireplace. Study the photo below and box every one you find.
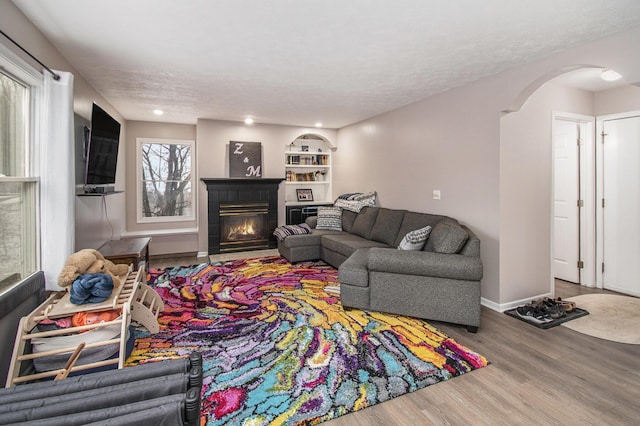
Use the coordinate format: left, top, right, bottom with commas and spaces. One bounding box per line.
220, 203, 268, 251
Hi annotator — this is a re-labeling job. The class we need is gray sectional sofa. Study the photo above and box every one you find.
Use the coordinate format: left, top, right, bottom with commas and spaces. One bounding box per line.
277, 206, 483, 332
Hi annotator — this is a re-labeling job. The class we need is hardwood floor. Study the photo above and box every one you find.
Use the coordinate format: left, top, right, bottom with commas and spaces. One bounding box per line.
149, 255, 640, 425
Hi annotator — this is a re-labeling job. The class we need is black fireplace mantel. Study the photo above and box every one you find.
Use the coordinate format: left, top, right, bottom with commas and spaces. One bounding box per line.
201, 178, 285, 187
201, 178, 284, 254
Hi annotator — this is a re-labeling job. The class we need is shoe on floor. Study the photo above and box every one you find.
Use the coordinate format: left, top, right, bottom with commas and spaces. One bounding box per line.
515, 305, 553, 324
531, 298, 565, 319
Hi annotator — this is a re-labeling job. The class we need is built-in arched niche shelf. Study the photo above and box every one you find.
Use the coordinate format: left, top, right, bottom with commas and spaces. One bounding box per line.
284, 133, 335, 224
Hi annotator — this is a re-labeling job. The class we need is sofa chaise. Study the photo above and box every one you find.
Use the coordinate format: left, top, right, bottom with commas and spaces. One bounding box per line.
277, 206, 483, 332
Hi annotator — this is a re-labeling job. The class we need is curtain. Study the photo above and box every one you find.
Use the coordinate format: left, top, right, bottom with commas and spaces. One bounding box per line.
41, 71, 75, 290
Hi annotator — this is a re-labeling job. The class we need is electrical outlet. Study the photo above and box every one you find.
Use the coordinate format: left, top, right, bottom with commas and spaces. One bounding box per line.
433, 190, 441, 200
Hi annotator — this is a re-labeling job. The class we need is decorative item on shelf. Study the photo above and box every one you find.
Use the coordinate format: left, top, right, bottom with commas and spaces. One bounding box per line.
301, 145, 309, 152
292, 172, 314, 181
296, 188, 314, 202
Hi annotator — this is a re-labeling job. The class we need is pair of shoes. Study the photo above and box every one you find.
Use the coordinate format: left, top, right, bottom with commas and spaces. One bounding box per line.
553, 297, 576, 313
515, 305, 553, 324
531, 297, 566, 319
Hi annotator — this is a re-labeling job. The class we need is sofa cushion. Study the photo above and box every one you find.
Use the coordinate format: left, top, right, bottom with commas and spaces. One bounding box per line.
322, 233, 388, 258
369, 208, 405, 246
398, 225, 432, 250
338, 248, 370, 287
341, 209, 358, 233
316, 206, 342, 231
281, 229, 341, 248
424, 218, 469, 254
394, 212, 445, 247
350, 207, 379, 239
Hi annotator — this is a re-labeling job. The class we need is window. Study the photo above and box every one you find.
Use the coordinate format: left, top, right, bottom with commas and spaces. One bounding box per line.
137, 138, 195, 223
0, 63, 40, 294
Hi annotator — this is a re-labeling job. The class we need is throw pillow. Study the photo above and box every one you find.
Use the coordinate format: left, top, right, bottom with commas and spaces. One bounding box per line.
398, 225, 432, 250
272, 223, 312, 241
316, 206, 342, 231
334, 191, 377, 213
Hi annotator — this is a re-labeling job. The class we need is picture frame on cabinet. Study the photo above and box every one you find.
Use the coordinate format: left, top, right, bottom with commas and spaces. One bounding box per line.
296, 188, 314, 202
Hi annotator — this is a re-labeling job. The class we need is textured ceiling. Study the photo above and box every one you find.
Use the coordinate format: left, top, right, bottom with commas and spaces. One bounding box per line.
11, 0, 640, 128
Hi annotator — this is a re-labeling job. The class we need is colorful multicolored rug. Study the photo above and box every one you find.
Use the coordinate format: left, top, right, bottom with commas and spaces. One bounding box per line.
126, 256, 488, 425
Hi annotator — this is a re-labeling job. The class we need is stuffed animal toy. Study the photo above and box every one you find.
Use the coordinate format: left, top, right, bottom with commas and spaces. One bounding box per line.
57, 248, 130, 289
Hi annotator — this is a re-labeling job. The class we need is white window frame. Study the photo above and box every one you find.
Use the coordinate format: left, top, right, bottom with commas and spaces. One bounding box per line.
0, 42, 43, 291
136, 138, 196, 224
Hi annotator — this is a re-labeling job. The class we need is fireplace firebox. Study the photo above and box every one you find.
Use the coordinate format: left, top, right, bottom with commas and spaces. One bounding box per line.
219, 203, 269, 251
202, 178, 284, 254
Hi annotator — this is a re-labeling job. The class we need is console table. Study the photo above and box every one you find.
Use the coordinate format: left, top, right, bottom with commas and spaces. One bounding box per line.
98, 237, 151, 270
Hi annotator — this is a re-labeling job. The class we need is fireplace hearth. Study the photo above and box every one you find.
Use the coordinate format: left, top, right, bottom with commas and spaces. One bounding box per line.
202, 179, 284, 254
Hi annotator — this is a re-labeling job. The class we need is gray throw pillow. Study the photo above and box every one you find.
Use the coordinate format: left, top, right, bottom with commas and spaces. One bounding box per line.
398, 225, 432, 250
316, 206, 342, 231
425, 218, 468, 254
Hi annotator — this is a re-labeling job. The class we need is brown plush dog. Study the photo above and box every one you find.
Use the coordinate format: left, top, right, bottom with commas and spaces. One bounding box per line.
57, 249, 130, 288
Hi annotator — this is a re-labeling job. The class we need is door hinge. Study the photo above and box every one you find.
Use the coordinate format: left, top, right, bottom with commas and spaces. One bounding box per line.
602, 263, 605, 273
577, 199, 584, 208
601, 131, 607, 143
577, 261, 584, 269
602, 198, 605, 208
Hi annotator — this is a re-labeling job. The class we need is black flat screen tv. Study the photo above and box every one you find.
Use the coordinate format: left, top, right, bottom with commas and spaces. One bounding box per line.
85, 103, 121, 186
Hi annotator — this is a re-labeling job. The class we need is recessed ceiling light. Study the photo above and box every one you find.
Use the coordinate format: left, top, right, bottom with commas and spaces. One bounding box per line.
244, 117, 254, 125
153, 109, 164, 116
315, 122, 323, 128
601, 68, 622, 82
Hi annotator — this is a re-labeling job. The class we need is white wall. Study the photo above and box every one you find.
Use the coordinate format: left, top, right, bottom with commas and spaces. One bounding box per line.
122, 121, 198, 256
595, 85, 640, 116
336, 27, 640, 308
0, 1, 127, 251
196, 119, 337, 255
336, 82, 502, 301
500, 83, 594, 303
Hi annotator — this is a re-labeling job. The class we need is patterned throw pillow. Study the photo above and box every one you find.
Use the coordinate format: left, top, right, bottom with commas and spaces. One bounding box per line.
273, 223, 312, 241
397, 225, 432, 250
334, 191, 376, 213
316, 206, 342, 231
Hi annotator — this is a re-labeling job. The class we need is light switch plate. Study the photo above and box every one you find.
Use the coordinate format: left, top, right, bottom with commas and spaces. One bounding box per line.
433, 190, 441, 200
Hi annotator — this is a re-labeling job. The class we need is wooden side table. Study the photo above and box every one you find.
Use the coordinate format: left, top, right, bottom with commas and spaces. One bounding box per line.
98, 237, 151, 270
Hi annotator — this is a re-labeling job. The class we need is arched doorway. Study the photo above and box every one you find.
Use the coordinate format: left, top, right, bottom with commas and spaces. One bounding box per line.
501, 65, 640, 298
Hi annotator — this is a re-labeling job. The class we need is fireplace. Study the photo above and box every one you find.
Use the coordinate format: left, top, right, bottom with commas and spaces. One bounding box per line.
202, 178, 284, 254
219, 202, 269, 251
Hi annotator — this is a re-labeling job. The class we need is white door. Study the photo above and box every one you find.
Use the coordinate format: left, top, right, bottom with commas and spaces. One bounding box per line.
602, 115, 640, 297
553, 119, 580, 283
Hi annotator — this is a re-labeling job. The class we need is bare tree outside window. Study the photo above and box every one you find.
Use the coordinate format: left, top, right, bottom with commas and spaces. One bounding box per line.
140, 141, 193, 220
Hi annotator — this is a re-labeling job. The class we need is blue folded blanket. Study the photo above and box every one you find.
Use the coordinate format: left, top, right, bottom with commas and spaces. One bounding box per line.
70, 273, 114, 305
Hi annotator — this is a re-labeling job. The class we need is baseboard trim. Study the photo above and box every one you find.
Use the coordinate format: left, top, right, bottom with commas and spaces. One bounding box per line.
121, 227, 198, 238
481, 291, 553, 313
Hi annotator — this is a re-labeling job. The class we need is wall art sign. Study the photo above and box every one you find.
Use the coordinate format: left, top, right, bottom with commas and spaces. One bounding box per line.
229, 141, 262, 178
